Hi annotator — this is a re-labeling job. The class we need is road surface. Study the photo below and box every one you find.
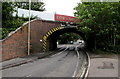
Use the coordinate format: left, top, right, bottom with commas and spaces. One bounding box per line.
2, 47, 78, 77
2, 45, 86, 78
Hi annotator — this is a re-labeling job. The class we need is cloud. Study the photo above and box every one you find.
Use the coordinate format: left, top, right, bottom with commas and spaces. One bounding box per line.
43, 0, 81, 16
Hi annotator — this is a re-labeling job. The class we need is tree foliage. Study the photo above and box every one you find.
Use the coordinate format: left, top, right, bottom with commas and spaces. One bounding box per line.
14, 2, 45, 11
58, 33, 82, 44
74, 2, 120, 53
2, 2, 45, 39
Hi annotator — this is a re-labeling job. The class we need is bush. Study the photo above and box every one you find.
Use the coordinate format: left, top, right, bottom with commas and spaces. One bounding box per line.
1, 18, 24, 39
1, 28, 10, 39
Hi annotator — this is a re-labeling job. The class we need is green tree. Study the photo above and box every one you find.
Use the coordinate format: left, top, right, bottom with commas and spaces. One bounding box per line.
2, 2, 15, 28
58, 33, 82, 44
2, 2, 24, 39
14, 2, 45, 11
2, 1, 45, 39
74, 2, 120, 53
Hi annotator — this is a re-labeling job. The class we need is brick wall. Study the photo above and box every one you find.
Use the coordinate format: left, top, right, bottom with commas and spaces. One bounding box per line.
1, 24, 28, 61
30, 20, 62, 53
1, 20, 62, 61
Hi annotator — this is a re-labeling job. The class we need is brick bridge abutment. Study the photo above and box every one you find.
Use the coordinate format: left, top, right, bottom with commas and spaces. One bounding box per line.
1, 19, 85, 61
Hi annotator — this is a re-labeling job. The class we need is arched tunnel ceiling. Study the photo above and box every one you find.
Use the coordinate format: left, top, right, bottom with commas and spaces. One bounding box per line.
48, 27, 86, 41
46, 27, 86, 51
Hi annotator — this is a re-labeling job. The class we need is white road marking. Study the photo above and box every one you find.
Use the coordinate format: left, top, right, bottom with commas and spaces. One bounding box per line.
51, 46, 68, 57
84, 52, 91, 78
26, 74, 32, 77
72, 46, 79, 77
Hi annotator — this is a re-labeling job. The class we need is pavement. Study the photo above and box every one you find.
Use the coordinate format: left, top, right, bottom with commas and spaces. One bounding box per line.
1, 50, 59, 70
88, 53, 119, 79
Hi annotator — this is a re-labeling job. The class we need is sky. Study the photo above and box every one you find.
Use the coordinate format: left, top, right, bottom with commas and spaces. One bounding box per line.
43, 0, 81, 16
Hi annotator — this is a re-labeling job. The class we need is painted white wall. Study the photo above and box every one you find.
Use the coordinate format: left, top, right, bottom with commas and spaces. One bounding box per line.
13, 8, 55, 21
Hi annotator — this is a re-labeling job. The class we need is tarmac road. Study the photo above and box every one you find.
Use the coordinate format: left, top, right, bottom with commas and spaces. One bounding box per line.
2, 47, 80, 77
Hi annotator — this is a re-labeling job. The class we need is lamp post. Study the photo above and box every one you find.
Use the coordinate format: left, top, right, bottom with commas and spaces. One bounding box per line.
28, 0, 31, 55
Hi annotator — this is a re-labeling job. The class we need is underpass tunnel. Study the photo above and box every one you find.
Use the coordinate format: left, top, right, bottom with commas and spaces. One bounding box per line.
46, 27, 86, 51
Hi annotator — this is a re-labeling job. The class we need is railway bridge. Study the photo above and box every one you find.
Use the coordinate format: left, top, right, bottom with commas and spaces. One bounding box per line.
30, 19, 85, 53
1, 15, 86, 61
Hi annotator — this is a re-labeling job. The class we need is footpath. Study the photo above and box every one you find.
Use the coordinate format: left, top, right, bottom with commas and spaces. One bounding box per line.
1, 50, 59, 70
88, 53, 119, 79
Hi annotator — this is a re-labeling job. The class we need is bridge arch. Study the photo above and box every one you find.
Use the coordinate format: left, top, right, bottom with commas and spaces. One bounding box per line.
42, 26, 86, 52
29, 20, 87, 53
42, 26, 63, 51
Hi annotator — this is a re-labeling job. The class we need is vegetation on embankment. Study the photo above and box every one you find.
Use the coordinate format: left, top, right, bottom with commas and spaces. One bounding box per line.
1, 2, 45, 40
75, 2, 120, 54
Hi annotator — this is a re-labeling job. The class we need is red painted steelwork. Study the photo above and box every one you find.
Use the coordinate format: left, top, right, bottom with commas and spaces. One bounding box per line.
55, 14, 80, 23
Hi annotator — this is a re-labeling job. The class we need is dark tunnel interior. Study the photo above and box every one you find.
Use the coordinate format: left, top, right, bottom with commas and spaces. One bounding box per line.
47, 28, 86, 51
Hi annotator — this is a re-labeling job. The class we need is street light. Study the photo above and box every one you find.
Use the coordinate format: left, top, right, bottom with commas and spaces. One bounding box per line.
28, 0, 31, 55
